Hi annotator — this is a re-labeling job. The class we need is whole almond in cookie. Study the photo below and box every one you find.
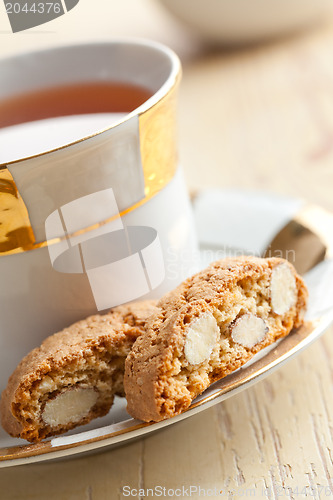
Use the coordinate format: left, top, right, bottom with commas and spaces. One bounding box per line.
184, 312, 220, 365
230, 313, 268, 348
270, 263, 297, 314
124, 257, 308, 423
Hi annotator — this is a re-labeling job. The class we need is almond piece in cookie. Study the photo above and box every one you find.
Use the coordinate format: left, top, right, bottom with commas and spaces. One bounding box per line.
42, 387, 99, 428
184, 312, 220, 365
230, 314, 268, 348
270, 263, 297, 314
0, 301, 158, 443
124, 257, 308, 422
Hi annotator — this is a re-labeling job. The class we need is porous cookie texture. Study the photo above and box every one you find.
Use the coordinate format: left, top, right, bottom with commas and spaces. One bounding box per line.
0, 301, 158, 443
124, 257, 308, 422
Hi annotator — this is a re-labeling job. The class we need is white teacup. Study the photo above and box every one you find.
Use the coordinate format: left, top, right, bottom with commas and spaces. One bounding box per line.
0, 41, 198, 388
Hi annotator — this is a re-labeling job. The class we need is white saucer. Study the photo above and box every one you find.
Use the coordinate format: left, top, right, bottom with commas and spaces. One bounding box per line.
1, 189, 332, 467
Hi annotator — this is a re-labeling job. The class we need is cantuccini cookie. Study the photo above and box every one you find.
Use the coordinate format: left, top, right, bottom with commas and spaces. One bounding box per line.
124, 257, 308, 422
1, 301, 158, 443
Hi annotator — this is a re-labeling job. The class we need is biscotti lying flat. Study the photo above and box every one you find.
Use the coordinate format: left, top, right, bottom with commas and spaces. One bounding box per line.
0, 301, 158, 442
124, 257, 308, 422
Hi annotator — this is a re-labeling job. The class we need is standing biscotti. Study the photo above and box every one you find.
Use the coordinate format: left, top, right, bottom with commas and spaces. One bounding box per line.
124, 257, 308, 422
1, 301, 158, 443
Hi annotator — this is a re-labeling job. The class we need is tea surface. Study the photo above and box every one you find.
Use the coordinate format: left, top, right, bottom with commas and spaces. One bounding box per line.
0, 82, 152, 128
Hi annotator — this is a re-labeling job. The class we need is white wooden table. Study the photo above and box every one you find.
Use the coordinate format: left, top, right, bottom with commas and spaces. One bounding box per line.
0, 1, 333, 498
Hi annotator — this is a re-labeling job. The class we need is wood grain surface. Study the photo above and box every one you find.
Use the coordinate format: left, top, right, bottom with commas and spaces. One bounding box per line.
0, 1, 333, 498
